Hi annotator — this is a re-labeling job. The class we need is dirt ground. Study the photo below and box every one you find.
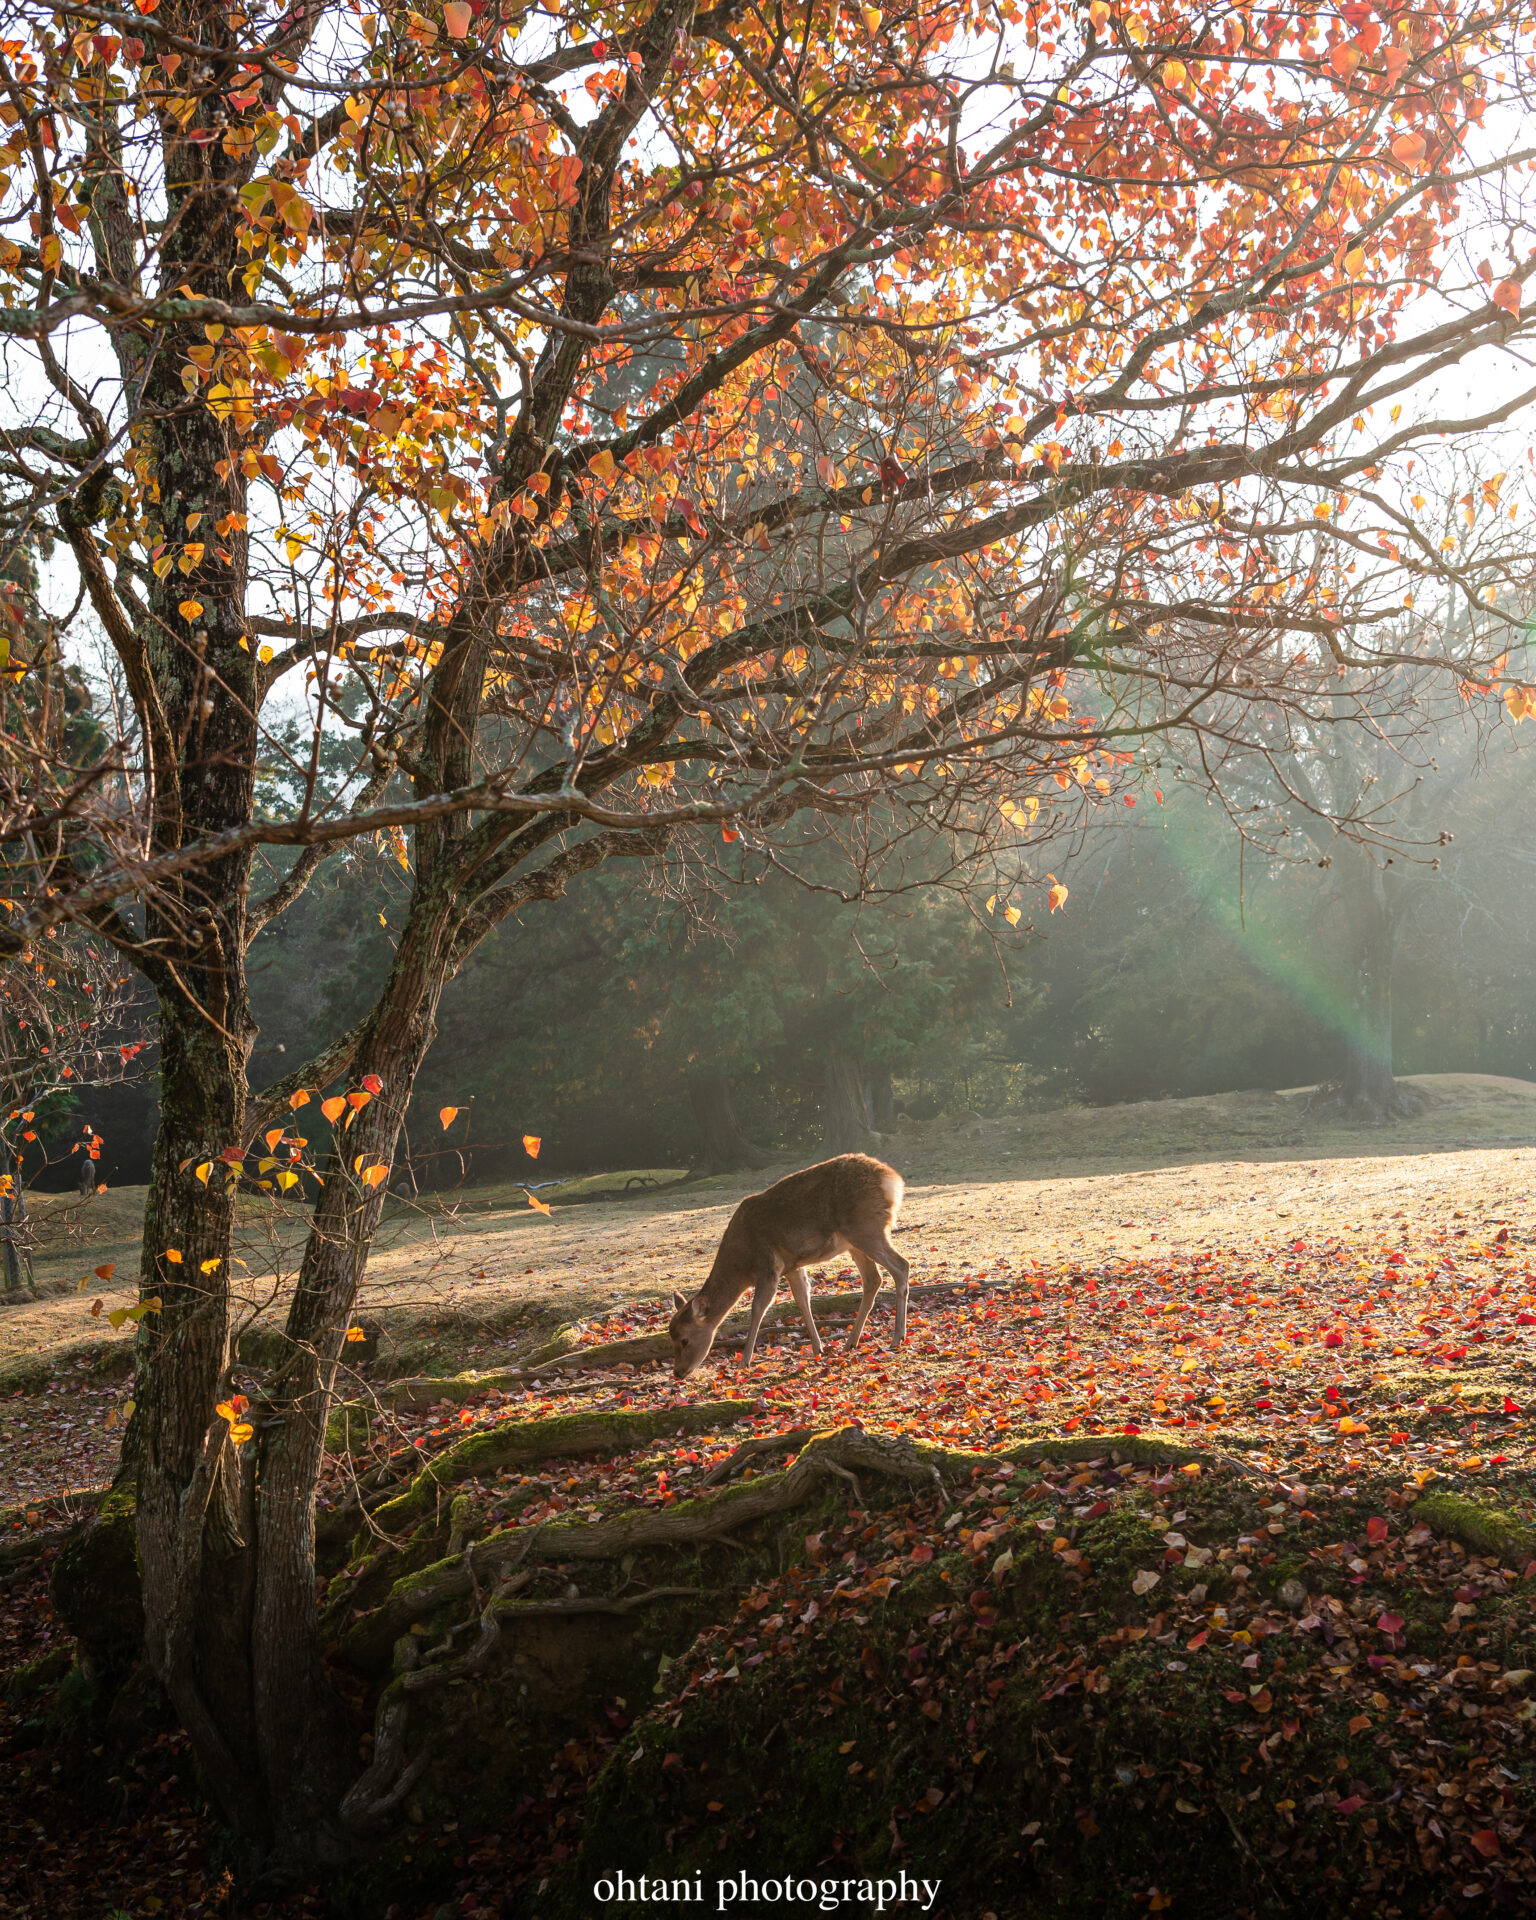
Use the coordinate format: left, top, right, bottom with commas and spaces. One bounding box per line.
3, 1070, 1534, 1510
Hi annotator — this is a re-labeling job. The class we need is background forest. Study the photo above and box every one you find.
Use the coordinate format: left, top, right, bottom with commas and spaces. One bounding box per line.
49, 714, 1536, 1192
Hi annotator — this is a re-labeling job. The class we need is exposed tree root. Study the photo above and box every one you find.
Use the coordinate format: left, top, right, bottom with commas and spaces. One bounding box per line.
698, 1427, 816, 1488
340, 1581, 707, 1832
365, 1401, 755, 1534
339, 1423, 1261, 1670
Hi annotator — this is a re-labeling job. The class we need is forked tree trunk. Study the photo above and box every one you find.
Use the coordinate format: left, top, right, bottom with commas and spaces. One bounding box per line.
688, 1071, 772, 1174
822, 1051, 881, 1156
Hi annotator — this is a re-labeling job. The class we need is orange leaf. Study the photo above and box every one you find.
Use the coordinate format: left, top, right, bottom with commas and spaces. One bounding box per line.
440, 1106, 459, 1129
360, 1164, 390, 1189
289, 1089, 311, 1108
1493, 279, 1523, 317
164, 1249, 183, 1264
321, 1096, 346, 1123
345, 1325, 368, 1342
527, 1193, 552, 1215
443, 0, 472, 34
265, 1128, 284, 1151
522, 1134, 541, 1159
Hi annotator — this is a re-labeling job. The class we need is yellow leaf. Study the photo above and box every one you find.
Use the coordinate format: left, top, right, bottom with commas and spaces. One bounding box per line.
527, 1193, 552, 1215
276, 1170, 300, 1191
39, 233, 61, 272
200, 1257, 221, 1274
1004, 905, 1022, 927
440, 1106, 459, 1129
194, 1161, 212, 1185
216, 1401, 236, 1422
1342, 247, 1366, 278
345, 1325, 368, 1342
229, 1421, 254, 1443
588, 449, 617, 484
178, 599, 204, 621
523, 1133, 541, 1158
1047, 879, 1069, 913
861, 4, 882, 28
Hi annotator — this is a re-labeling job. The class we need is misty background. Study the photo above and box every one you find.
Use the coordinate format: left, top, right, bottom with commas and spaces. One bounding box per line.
41, 703, 1536, 1192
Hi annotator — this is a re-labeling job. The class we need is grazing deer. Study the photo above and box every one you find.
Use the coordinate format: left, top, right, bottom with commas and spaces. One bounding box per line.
667, 1153, 910, 1379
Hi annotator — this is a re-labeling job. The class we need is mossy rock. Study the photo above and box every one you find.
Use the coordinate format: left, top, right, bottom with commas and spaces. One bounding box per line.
1413, 1491, 1535, 1565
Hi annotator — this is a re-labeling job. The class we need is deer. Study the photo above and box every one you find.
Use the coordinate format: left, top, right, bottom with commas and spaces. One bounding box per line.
667, 1152, 910, 1379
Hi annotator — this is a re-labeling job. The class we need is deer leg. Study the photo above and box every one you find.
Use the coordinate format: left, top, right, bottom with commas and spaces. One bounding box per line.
842, 1251, 884, 1353
784, 1265, 823, 1355
869, 1232, 911, 1348
741, 1276, 777, 1366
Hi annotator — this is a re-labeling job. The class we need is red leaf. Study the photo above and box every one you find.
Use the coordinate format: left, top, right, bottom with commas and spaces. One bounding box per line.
1335, 1796, 1363, 1817
1472, 1830, 1502, 1858
1375, 1612, 1404, 1635
361, 1073, 384, 1094
1365, 1516, 1388, 1544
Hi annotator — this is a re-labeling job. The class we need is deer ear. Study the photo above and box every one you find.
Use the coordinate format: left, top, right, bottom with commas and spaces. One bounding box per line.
671, 1290, 689, 1312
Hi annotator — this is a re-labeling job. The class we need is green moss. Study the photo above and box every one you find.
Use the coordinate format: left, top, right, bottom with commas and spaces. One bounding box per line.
367, 1400, 754, 1531
1413, 1491, 1535, 1564
2, 1645, 72, 1704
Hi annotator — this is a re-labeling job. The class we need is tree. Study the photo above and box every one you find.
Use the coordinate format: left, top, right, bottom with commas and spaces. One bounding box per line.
0, 0, 1532, 1875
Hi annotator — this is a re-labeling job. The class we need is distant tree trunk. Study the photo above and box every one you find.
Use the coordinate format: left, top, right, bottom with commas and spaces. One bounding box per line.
822, 1051, 881, 1156
868, 1065, 897, 1132
1311, 852, 1423, 1125
688, 1072, 773, 1174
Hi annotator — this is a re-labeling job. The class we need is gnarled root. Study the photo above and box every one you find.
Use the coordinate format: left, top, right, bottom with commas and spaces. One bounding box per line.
340, 1580, 706, 1832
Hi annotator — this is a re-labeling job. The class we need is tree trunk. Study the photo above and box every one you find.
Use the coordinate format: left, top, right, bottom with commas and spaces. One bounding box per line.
688, 1071, 773, 1174
246, 898, 458, 1856
0, 1132, 24, 1292
822, 1051, 881, 1156
868, 1065, 897, 1133
1310, 853, 1422, 1125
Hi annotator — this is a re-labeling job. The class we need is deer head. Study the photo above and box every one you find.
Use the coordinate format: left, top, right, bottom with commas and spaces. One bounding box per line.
667, 1290, 716, 1379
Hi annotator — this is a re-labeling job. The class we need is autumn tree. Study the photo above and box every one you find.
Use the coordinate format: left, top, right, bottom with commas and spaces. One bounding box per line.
0, 0, 1534, 1873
